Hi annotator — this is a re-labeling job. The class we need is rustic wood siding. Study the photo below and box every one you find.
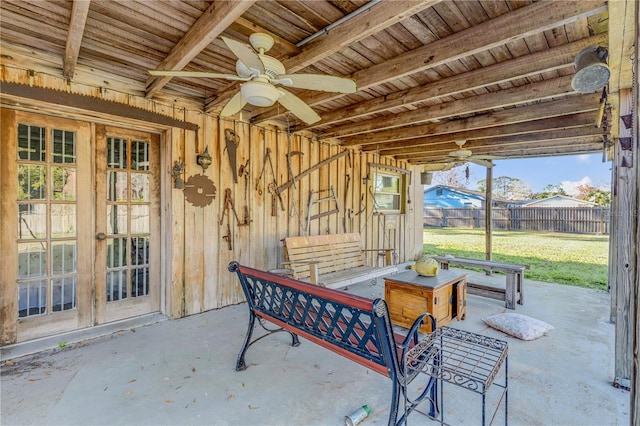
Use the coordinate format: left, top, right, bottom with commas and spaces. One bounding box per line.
0, 68, 423, 324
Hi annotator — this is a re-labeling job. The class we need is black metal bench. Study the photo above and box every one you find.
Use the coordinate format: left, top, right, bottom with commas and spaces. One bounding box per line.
228, 261, 439, 426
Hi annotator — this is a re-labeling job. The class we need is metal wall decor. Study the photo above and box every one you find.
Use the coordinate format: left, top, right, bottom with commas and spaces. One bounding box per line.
184, 174, 216, 207
196, 146, 212, 172
171, 160, 186, 189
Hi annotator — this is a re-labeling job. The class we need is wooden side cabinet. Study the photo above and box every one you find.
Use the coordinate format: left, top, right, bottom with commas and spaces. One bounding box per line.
384, 269, 467, 333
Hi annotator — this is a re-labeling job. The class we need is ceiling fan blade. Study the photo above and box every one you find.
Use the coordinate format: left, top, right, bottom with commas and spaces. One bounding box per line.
221, 36, 265, 74
469, 158, 494, 168
220, 91, 248, 117
148, 70, 250, 81
277, 88, 321, 124
277, 74, 357, 93
422, 162, 457, 172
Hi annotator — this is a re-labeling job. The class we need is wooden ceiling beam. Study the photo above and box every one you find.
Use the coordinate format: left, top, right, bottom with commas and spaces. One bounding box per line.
63, 0, 91, 78
391, 127, 604, 159
206, 0, 438, 112
323, 75, 577, 138
373, 113, 599, 155
406, 137, 604, 164
342, 94, 601, 146
284, 0, 440, 73
251, 0, 606, 123
146, 0, 256, 98
301, 33, 607, 130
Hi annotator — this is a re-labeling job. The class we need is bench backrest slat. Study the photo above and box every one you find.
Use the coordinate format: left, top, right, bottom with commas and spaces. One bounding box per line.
231, 263, 396, 376
284, 233, 368, 279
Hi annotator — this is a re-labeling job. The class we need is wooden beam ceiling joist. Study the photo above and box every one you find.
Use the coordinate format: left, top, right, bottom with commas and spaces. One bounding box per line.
63, 0, 91, 78
374, 114, 601, 155
322, 75, 578, 138
342, 94, 601, 146
391, 127, 605, 159
146, 0, 256, 98
205, 0, 439, 112
299, 33, 607, 130
251, 0, 607, 124
407, 136, 604, 164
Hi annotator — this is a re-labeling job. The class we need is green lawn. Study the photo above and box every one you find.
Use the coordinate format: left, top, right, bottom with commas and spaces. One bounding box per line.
422, 227, 609, 291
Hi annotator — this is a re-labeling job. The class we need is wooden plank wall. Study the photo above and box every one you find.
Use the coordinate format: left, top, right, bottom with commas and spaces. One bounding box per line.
0, 66, 424, 320
176, 118, 425, 314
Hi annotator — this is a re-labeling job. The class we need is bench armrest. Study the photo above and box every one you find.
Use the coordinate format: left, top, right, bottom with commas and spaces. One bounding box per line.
282, 261, 320, 285
361, 248, 395, 266
397, 313, 436, 350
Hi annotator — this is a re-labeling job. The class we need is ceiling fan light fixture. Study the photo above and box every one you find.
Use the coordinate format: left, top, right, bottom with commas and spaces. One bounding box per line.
240, 81, 280, 107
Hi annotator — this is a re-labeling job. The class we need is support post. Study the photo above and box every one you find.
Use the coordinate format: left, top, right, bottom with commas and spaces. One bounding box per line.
485, 165, 493, 261
612, 88, 637, 391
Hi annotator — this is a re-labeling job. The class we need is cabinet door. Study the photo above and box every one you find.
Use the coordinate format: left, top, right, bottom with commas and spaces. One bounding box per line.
433, 285, 453, 323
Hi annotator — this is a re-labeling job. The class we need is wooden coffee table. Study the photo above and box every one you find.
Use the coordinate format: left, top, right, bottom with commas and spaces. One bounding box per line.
384, 269, 467, 332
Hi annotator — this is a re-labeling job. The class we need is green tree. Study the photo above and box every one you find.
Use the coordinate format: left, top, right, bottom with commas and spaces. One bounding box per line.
585, 189, 611, 206
477, 176, 533, 200
533, 183, 566, 199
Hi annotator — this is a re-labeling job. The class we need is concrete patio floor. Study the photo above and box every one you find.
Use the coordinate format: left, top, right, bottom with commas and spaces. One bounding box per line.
1, 266, 630, 425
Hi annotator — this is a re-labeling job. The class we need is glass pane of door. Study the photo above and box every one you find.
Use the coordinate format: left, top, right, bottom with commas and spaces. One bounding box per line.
16, 123, 78, 318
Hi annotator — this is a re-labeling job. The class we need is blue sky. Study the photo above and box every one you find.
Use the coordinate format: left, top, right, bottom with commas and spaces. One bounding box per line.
462, 153, 612, 195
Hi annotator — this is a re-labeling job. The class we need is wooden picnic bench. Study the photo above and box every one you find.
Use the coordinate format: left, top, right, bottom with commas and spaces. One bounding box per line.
282, 233, 397, 289
228, 261, 439, 426
430, 256, 530, 310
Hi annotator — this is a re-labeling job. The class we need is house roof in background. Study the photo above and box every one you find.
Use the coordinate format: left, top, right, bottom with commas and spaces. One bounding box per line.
523, 194, 600, 207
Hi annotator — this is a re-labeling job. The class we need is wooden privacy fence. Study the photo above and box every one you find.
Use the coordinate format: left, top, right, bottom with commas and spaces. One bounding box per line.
424, 207, 610, 234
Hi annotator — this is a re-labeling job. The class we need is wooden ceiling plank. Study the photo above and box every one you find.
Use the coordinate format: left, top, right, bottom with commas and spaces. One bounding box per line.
371, 112, 599, 154
406, 137, 605, 163
353, 0, 606, 89
252, 0, 606, 123
284, 0, 440, 73
205, 0, 439, 112
387, 125, 603, 158
322, 74, 577, 138
146, 0, 256, 98
302, 33, 606, 129
406, 136, 604, 163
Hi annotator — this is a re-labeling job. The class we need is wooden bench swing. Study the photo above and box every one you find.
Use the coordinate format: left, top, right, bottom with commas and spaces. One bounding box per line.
281, 233, 398, 289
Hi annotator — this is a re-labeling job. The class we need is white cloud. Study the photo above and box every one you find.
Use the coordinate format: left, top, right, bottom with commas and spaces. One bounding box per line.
561, 176, 592, 196
576, 154, 591, 164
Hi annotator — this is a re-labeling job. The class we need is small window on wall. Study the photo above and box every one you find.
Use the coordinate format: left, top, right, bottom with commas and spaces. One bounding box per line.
373, 172, 404, 212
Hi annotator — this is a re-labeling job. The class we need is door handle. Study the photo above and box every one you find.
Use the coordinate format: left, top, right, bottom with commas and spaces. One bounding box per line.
96, 232, 106, 240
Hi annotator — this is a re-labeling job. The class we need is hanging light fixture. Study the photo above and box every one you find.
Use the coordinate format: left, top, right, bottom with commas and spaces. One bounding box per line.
571, 46, 610, 93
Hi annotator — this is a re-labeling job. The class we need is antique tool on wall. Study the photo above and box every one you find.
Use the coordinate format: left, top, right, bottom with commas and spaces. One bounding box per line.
222, 223, 233, 250
184, 174, 217, 207
239, 159, 250, 200
342, 174, 350, 233
276, 149, 349, 195
238, 160, 251, 224
287, 150, 303, 189
219, 188, 248, 226
256, 147, 284, 216
305, 186, 340, 233
224, 128, 239, 183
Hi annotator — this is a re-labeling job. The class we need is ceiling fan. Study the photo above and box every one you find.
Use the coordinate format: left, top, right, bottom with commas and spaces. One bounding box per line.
149, 33, 357, 124
446, 140, 497, 168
